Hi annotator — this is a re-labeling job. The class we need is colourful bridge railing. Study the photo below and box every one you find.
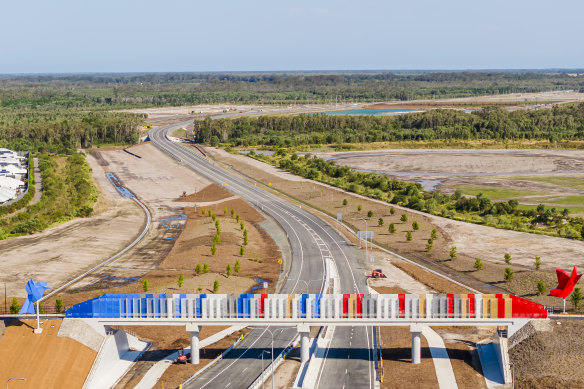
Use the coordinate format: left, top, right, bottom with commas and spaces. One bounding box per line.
66, 293, 547, 320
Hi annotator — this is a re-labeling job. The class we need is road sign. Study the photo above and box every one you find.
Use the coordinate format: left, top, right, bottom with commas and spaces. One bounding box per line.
268, 182, 272, 186
357, 231, 374, 240
337, 213, 342, 221
277, 259, 283, 265
263, 282, 268, 289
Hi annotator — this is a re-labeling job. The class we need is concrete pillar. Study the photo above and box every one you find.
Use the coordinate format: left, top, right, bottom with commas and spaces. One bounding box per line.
410, 325, 422, 364
186, 324, 200, 364
298, 324, 310, 364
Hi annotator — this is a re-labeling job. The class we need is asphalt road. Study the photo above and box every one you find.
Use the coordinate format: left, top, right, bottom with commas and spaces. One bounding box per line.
149, 121, 374, 389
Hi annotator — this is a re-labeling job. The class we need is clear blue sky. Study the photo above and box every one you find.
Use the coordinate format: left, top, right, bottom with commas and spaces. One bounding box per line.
1, 0, 582, 73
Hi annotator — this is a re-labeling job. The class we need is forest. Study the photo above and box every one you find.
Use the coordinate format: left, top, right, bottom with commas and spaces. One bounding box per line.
194, 103, 584, 146
1, 71, 583, 108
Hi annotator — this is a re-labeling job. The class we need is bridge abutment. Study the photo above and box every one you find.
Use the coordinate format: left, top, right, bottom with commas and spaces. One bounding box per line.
298, 324, 310, 363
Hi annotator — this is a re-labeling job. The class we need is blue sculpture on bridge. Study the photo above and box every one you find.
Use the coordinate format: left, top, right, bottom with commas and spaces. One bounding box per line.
19, 279, 51, 314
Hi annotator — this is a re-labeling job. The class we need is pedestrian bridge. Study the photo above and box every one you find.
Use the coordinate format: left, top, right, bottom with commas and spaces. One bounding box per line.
67, 293, 547, 365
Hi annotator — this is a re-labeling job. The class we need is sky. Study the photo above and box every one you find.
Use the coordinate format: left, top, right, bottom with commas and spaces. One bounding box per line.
1, 0, 583, 73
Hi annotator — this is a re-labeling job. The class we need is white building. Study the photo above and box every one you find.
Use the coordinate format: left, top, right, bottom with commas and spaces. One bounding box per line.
0, 148, 18, 158
0, 165, 27, 180
0, 157, 22, 166
0, 176, 25, 190
0, 187, 16, 204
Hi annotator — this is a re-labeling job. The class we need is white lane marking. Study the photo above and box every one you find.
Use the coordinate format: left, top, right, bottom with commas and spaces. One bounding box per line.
243, 367, 248, 372
225, 383, 231, 388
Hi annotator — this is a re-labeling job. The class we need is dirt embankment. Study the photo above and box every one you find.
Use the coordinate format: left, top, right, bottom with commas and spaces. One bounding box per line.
0, 320, 96, 389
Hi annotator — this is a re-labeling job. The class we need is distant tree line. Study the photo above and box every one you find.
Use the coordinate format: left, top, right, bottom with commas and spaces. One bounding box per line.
194, 104, 584, 146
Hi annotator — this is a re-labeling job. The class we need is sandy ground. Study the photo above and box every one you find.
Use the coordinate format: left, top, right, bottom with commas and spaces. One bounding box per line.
0, 319, 96, 388
0, 153, 144, 299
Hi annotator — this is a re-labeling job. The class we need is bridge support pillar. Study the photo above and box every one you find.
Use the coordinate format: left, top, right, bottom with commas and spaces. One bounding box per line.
410, 325, 422, 364
187, 324, 200, 364
298, 324, 310, 364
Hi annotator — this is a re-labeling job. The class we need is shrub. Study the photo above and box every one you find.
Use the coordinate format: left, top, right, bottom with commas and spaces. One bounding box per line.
406, 231, 413, 241
504, 267, 514, 282
343, 199, 348, 206
211, 243, 217, 255
178, 273, 184, 288
231, 209, 235, 217
534, 256, 542, 270
390, 207, 395, 215
537, 281, 546, 295
236, 214, 240, 222
240, 246, 246, 256
474, 258, 483, 271
243, 229, 248, 245
367, 210, 374, 218
450, 246, 457, 260
571, 287, 583, 309
213, 234, 221, 245
211, 214, 217, 222
10, 297, 20, 314
426, 239, 433, 252
358, 205, 362, 212
224, 206, 228, 215
55, 298, 64, 313
240, 220, 245, 230
412, 221, 419, 230
400, 214, 408, 222
213, 280, 219, 293
388, 223, 396, 233
203, 263, 209, 273
504, 253, 511, 264
378, 218, 384, 226
431, 229, 438, 240
226, 264, 232, 277
234, 260, 241, 273
195, 264, 202, 274
202, 208, 207, 216
142, 279, 149, 292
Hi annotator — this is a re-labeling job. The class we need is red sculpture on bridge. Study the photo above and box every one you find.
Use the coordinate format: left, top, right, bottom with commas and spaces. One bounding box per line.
548, 267, 582, 299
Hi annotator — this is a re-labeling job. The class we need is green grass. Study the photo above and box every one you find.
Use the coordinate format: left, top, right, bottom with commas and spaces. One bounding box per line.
456, 185, 540, 200
551, 195, 584, 205
502, 175, 584, 190
172, 128, 187, 139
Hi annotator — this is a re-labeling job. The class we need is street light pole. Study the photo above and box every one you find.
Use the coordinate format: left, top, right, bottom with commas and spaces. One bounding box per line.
260, 350, 270, 389
6, 378, 26, 389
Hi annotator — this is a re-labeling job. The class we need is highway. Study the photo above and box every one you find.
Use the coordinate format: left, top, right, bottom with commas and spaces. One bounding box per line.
149, 121, 375, 388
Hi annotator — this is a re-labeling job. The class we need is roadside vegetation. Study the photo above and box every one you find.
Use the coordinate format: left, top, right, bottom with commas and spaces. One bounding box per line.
244, 150, 584, 240
0, 152, 97, 239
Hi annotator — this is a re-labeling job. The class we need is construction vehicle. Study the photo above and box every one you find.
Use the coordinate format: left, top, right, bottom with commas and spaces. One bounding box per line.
174, 347, 190, 364
371, 269, 387, 278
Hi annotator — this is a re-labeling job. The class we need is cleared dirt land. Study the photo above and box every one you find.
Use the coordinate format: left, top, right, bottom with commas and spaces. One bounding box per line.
0, 319, 96, 389
205, 146, 584, 304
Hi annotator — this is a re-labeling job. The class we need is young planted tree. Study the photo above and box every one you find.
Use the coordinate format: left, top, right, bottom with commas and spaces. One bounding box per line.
211, 214, 217, 222
224, 205, 228, 215
10, 297, 20, 314
231, 209, 235, 218
178, 274, 184, 288
203, 263, 210, 273
234, 259, 241, 273
474, 258, 483, 271
388, 223, 396, 233
537, 281, 546, 295
406, 231, 413, 241
240, 220, 245, 230
378, 217, 384, 227
213, 280, 220, 293
450, 246, 457, 260
390, 207, 396, 215
400, 214, 408, 223
197, 286, 203, 293
343, 199, 348, 206
202, 208, 207, 216
504, 268, 514, 282
358, 204, 362, 212
412, 221, 419, 231
571, 287, 583, 310
195, 263, 202, 275
426, 238, 433, 252
214, 233, 221, 245
236, 214, 240, 222
226, 264, 232, 277
243, 229, 248, 245
431, 229, 438, 240
534, 256, 542, 270
142, 279, 150, 292
240, 245, 246, 256
367, 210, 374, 218
211, 243, 217, 255
55, 298, 64, 314
504, 253, 512, 265
215, 220, 221, 231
